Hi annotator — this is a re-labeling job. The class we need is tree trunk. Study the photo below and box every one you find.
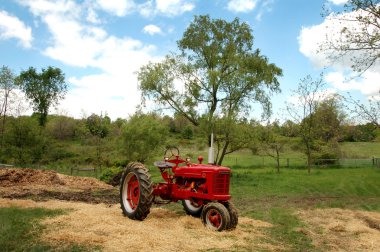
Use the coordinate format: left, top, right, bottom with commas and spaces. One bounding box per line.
217, 140, 229, 165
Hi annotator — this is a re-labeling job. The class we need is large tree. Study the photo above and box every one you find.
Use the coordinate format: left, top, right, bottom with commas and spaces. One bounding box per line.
17, 66, 67, 127
138, 15, 282, 165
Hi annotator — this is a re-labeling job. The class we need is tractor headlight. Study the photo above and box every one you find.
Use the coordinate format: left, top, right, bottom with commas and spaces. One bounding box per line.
164, 157, 169, 161
186, 157, 191, 162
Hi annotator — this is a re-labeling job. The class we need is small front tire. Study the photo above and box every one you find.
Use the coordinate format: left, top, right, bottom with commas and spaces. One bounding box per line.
223, 201, 238, 230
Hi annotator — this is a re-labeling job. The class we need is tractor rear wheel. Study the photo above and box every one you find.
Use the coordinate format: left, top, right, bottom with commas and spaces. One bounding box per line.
182, 199, 203, 217
120, 162, 153, 220
223, 201, 238, 230
201, 202, 230, 231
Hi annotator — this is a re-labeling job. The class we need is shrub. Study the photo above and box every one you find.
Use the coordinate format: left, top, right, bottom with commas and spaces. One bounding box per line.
99, 167, 123, 186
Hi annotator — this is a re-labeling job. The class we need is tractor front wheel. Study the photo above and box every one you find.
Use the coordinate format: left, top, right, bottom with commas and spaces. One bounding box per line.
182, 199, 203, 217
223, 201, 238, 230
120, 162, 153, 220
201, 202, 230, 231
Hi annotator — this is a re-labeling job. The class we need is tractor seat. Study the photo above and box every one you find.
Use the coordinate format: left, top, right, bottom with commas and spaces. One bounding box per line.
153, 161, 175, 168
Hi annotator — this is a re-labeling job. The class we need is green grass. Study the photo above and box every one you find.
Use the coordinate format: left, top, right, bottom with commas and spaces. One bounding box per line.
0, 207, 98, 252
228, 166, 380, 251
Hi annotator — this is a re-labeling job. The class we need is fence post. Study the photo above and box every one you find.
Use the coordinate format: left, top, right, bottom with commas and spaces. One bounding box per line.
373, 157, 375, 166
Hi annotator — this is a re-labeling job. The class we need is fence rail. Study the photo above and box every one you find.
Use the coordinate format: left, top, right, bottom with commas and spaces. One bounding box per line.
222, 156, 380, 168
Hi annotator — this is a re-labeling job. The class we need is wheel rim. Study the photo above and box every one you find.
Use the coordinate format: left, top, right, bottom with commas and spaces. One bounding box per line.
185, 199, 202, 212
122, 172, 140, 213
205, 209, 222, 230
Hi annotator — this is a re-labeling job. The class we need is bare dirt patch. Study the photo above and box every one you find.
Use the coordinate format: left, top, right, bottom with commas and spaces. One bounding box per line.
0, 198, 278, 252
298, 208, 380, 251
0, 168, 117, 203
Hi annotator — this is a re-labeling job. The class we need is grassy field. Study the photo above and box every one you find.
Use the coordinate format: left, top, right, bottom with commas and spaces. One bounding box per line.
2, 141, 380, 251
230, 166, 380, 250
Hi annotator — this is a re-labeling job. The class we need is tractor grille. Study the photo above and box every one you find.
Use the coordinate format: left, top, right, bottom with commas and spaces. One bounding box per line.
213, 172, 230, 194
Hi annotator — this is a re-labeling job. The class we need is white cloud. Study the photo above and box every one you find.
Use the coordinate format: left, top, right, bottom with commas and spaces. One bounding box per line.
18, 0, 159, 119
143, 24, 162, 35
328, 0, 348, 5
325, 71, 380, 97
0, 10, 32, 48
298, 8, 380, 98
96, 0, 135, 17
227, 0, 257, 13
138, 0, 195, 17
255, 0, 274, 21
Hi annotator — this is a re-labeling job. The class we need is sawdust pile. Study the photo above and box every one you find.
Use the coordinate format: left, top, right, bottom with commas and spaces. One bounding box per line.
0, 168, 112, 196
0, 198, 279, 252
298, 208, 380, 251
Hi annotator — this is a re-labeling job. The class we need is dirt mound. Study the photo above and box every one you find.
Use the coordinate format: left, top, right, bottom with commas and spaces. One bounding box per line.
0, 168, 111, 190
0, 168, 65, 186
0, 168, 115, 203
298, 208, 380, 251
0, 198, 279, 252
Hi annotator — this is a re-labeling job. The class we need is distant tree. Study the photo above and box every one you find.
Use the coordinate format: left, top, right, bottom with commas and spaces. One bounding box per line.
17, 66, 67, 127
46, 115, 77, 141
138, 15, 282, 165
122, 113, 167, 163
212, 117, 255, 164
86, 113, 111, 139
280, 120, 300, 137
287, 74, 326, 173
85, 113, 111, 168
4, 116, 45, 164
312, 96, 346, 142
321, 0, 380, 73
0, 66, 16, 149
258, 123, 287, 173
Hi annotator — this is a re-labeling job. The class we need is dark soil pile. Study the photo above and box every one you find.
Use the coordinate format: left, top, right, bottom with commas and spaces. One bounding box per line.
0, 168, 118, 204
0, 168, 65, 186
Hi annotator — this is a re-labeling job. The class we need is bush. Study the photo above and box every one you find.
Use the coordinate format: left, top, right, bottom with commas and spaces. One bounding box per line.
99, 167, 123, 186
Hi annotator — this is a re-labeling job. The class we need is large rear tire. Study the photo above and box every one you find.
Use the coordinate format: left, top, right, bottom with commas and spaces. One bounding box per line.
201, 202, 230, 231
120, 162, 153, 220
223, 201, 238, 230
182, 199, 203, 217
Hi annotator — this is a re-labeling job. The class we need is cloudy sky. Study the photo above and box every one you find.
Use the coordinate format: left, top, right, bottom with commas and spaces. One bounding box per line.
0, 0, 379, 120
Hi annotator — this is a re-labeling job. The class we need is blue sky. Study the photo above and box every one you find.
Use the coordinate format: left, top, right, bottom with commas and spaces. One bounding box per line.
0, 0, 378, 120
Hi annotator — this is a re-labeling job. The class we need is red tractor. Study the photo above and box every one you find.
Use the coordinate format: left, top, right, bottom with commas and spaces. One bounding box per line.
119, 147, 238, 231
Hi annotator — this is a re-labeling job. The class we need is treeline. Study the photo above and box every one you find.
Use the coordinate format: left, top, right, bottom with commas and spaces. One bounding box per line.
0, 110, 378, 167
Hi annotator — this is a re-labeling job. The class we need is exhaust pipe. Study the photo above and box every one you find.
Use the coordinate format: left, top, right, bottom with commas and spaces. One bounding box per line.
208, 133, 214, 164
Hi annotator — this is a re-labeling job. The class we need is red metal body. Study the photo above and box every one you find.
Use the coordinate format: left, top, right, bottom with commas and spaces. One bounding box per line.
152, 155, 231, 204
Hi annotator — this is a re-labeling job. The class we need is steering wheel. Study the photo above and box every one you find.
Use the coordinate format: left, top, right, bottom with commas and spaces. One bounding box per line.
164, 146, 180, 159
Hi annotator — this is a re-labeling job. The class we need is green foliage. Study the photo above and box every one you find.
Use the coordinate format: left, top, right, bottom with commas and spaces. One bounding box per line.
99, 166, 123, 185
17, 66, 67, 126
122, 113, 168, 163
4, 116, 47, 164
312, 96, 346, 142
85, 113, 111, 138
46, 115, 77, 140
181, 125, 193, 139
